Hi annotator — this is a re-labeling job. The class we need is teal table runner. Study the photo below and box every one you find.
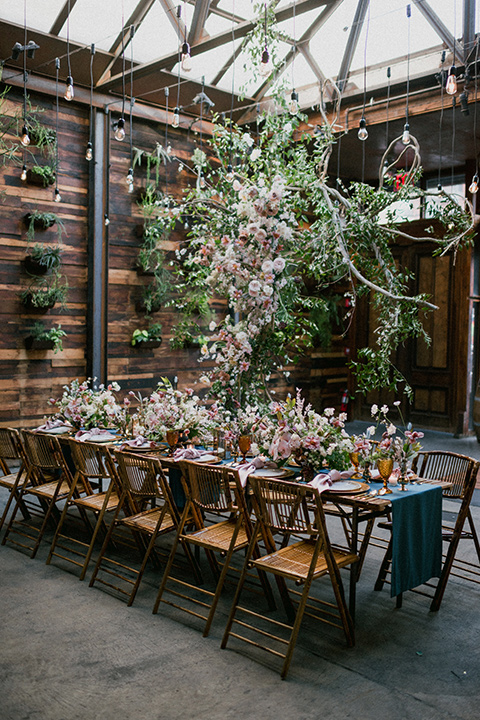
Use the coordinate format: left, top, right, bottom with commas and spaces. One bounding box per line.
372, 482, 443, 597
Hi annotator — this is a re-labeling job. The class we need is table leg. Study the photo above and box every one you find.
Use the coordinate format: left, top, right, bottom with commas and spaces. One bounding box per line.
349, 506, 359, 623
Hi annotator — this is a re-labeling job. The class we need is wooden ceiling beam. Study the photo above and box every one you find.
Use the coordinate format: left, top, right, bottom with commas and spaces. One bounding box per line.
336, 0, 370, 92
50, 0, 79, 36
188, 0, 211, 45
411, 0, 460, 63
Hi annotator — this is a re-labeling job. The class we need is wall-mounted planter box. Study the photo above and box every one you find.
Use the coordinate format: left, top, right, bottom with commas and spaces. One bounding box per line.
24, 337, 55, 351
26, 169, 55, 187
131, 339, 162, 349
21, 294, 56, 312
24, 213, 57, 230
135, 299, 162, 314
24, 255, 50, 276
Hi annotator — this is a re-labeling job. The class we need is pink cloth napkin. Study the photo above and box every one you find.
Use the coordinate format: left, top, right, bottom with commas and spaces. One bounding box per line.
119, 435, 156, 450
75, 428, 113, 442
309, 469, 354, 493
235, 456, 278, 488
173, 447, 208, 461
35, 418, 71, 432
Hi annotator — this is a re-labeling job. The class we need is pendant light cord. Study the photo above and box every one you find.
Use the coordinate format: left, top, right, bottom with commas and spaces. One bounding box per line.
438, 51, 445, 189
66, 0, 71, 78
89, 44, 94, 146
55, 57, 60, 194
229, 0, 236, 167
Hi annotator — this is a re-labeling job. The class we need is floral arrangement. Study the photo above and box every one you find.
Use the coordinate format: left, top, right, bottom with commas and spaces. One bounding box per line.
373, 402, 424, 475
131, 377, 211, 443
253, 389, 351, 477
51, 378, 126, 431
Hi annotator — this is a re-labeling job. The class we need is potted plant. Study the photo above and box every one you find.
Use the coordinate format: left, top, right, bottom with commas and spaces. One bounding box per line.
26, 164, 56, 187
24, 321, 66, 353
21, 274, 68, 311
24, 244, 63, 275
131, 322, 163, 348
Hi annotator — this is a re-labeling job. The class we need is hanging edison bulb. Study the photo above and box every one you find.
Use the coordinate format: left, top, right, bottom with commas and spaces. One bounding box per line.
20, 124, 30, 146
54, 188, 62, 203
85, 141, 93, 161
64, 76, 74, 101
114, 118, 126, 141
259, 48, 272, 77
445, 66, 457, 95
126, 167, 134, 185
357, 117, 368, 141
402, 122, 411, 145
177, 162, 183, 173
172, 107, 180, 128
226, 163, 234, 182
127, 182, 134, 194
469, 173, 479, 194
20, 164, 27, 181
199, 173, 206, 189
289, 90, 299, 115
166, 143, 172, 155
104, 214, 110, 226
181, 42, 192, 72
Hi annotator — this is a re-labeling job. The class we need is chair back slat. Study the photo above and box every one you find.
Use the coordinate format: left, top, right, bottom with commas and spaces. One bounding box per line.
415, 451, 478, 499
179, 461, 238, 512
114, 451, 167, 510
21, 430, 64, 472
0, 428, 23, 475
250, 477, 321, 536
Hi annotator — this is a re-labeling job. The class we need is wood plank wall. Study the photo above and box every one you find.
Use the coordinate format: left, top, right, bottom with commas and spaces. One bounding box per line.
0, 87, 349, 428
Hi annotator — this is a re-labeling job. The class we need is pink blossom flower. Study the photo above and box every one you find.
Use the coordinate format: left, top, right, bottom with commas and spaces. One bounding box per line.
272, 257, 286, 273
248, 280, 261, 297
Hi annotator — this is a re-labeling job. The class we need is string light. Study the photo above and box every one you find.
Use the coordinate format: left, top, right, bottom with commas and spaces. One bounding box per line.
402, 122, 411, 145
20, 164, 27, 181
20, 0, 29, 147
181, 42, 192, 72
289, 90, 299, 115
226, 163, 234, 181
20, 124, 30, 146
126, 167, 134, 184
172, 107, 180, 128
54, 57, 61, 203
64, 0, 74, 101
469, 173, 479, 194
86, 44, 95, 160
259, 3, 271, 77
357, 117, 368, 141
54, 188, 62, 202
114, 117, 125, 141
104, 213, 110, 226
446, 66, 457, 95
115, 6, 127, 141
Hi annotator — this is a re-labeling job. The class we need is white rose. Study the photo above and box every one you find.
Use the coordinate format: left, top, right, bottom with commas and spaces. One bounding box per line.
248, 280, 261, 297
371, 404, 378, 416
251, 147, 261, 161
272, 257, 285, 273
242, 133, 254, 147
261, 259, 274, 273
263, 285, 273, 297
233, 179, 242, 192
209, 321, 217, 332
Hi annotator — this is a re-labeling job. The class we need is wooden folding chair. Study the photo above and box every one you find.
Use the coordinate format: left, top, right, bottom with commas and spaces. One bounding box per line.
152, 460, 263, 637
1, 430, 75, 558
46, 439, 122, 580
221, 477, 358, 679
89, 451, 195, 606
374, 451, 480, 611
0, 428, 29, 532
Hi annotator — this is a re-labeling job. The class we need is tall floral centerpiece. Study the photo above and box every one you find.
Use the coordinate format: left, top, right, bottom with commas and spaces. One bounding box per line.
51, 378, 126, 431
374, 402, 424, 490
131, 377, 212, 445
254, 389, 351, 481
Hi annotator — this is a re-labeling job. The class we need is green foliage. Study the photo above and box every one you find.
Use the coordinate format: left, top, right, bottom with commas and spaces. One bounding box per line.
133, 142, 171, 189
26, 243, 63, 271
28, 321, 66, 353
131, 323, 163, 346
29, 163, 56, 186
21, 273, 68, 309
26, 210, 65, 243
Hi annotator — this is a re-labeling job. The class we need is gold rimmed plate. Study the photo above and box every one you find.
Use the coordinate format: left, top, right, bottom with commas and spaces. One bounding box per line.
327, 480, 370, 494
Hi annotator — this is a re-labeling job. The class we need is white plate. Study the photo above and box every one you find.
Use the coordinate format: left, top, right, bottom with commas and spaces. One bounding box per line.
193, 454, 220, 463
88, 435, 115, 443
252, 468, 288, 478
329, 480, 363, 493
38, 426, 71, 434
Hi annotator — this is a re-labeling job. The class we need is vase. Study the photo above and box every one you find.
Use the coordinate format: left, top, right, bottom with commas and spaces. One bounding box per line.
399, 459, 409, 491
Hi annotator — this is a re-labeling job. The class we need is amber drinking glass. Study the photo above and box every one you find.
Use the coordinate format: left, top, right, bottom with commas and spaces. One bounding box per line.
377, 457, 394, 495
349, 451, 362, 479
166, 429, 180, 455
238, 434, 252, 464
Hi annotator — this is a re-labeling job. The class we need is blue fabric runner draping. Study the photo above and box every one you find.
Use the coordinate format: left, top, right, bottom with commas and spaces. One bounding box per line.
371, 482, 443, 597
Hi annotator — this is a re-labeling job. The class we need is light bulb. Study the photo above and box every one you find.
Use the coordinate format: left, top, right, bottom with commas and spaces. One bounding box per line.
64, 76, 74, 101
104, 214, 110, 226
289, 90, 299, 115
181, 42, 192, 72
357, 117, 368, 141
177, 163, 183, 173
54, 189, 62, 203
128, 182, 134, 194
259, 48, 272, 77
126, 167, 134, 184
445, 66, 457, 95
226, 163, 234, 182
20, 164, 27, 181
172, 108, 180, 128
114, 118, 125, 141
469, 174, 479, 194
402, 122, 411, 145
20, 125, 30, 146
199, 175, 206, 189
382, 160, 390, 178
85, 142, 93, 161
166, 143, 172, 155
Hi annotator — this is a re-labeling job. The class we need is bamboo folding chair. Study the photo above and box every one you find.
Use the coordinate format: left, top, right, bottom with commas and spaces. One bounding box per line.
221, 477, 358, 680
0, 427, 29, 532
89, 451, 195, 606
46, 439, 122, 580
374, 451, 480, 611
1, 430, 76, 558
152, 460, 266, 637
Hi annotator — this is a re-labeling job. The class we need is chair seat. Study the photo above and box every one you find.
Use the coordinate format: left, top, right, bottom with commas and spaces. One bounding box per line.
28, 480, 71, 499
252, 539, 357, 581
74, 491, 120, 512
0, 471, 27, 488
122, 506, 175, 535
182, 519, 248, 552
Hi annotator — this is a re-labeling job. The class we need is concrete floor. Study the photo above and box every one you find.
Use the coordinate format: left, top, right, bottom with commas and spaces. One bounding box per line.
1, 427, 480, 720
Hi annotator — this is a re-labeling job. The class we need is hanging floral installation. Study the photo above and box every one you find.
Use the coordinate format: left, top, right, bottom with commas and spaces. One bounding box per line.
150, 4, 474, 415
